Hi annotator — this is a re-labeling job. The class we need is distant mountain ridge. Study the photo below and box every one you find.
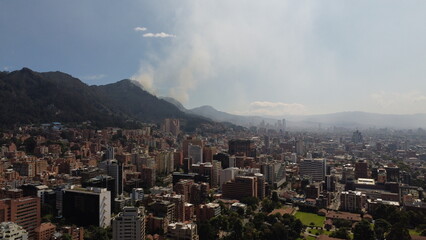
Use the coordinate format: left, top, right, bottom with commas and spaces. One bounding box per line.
0, 68, 210, 129
163, 97, 426, 129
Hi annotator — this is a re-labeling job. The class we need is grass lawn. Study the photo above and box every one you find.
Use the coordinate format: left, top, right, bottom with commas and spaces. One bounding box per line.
294, 211, 325, 227
297, 236, 317, 240
409, 229, 420, 236
308, 229, 332, 236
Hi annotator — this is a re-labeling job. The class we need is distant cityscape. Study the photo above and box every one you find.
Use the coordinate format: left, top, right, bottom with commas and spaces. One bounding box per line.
0, 117, 425, 240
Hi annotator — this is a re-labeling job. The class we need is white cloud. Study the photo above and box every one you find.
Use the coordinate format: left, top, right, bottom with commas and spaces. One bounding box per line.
245, 101, 308, 116
82, 74, 106, 80
370, 91, 426, 114
143, 32, 176, 38
134, 27, 147, 32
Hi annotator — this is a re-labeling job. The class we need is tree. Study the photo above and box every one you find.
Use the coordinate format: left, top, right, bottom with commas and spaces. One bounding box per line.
23, 137, 36, 153
374, 219, 391, 240
330, 228, 350, 239
241, 196, 259, 208
232, 219, 244, 240
198, 222, 217, 240
62, 234, 72, 240
386, 222, 411, 240
84, 226, 110, 240
353, 220, 375, 240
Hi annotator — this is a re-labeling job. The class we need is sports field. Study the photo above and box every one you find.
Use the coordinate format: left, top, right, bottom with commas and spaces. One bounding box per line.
294, 211, 325, 227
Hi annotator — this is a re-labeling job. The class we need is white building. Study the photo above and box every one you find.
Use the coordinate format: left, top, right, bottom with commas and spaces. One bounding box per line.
188, 144, 203, 164
112, 207, 145, 240
220, 167, 239, 188
167, 222, 199, 240
0, 222, 28, 240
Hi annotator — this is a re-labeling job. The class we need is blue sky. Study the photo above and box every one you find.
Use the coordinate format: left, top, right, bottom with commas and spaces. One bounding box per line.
1, 0, 426, 116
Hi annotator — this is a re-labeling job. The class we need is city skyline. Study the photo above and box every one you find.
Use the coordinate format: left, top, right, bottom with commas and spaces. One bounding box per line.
2, 1, 426, 116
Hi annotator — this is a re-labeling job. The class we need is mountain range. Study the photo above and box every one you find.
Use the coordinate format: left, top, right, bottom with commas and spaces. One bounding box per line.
2, 68, 426, 130
163, 98, 426, 130
0, 68, 210, 130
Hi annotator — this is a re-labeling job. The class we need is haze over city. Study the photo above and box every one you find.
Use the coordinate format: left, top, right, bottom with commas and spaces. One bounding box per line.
2, 1, 426, 116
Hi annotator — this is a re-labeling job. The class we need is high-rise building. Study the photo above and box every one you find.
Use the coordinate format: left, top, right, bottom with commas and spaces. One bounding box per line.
62, 187, 111, 228
0, 197, 41, 239
162, 118, 180, 136
191, 163, 213, 186
112, 206, 145, 240
295, 140, 305, 156
0, 222, 28, 240
299, 158, 326, 182
261, 161, 286, 188
228, 139, 256, 157
174, 180, 193, 202
202, 146, 216, 163
140, 167, 156, 188
219, 168, 239, 188
163, 194, 186, 222
211, 160, 221, 188
188, 144, 203, 164
255, 173, 266, 199
340, 190, 366, 212
82, 175, 117, 201
100, 159, 123, 198
105, 145, 115, 160
183, 137, 203, 159
355, 160, 368, 179
222, 176, 258, 200
195, 203, 221, 222
147, 200, 175, 224
352, 130, 363, 144
325, 175, 336, 192
384, 166, 400, 182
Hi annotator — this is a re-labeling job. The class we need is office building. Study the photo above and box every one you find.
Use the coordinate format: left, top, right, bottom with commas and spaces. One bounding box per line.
385, 166, 400, 182
191, 162, 217, 187
188, 144, 203, 164
62, 186, 111, 227
219, 167, 239, 188
340, 190, 366, 212
183, 137, 203, 159
261, 161, 286, 188
112, 207, 145, 240
0, 197, 41, 239
162, 118, 180, 136
222, 176, 258, 200
352, 130, 363, 143
147, 200, 175, 224
228, 139, 256, 157
355, 160, 368, 179
195, 203, 221, 222
100, 159, 123, 198
299, 158, 326, 182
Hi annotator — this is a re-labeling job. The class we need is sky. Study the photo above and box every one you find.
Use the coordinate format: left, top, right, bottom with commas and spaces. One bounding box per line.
1, 0, 426, 116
